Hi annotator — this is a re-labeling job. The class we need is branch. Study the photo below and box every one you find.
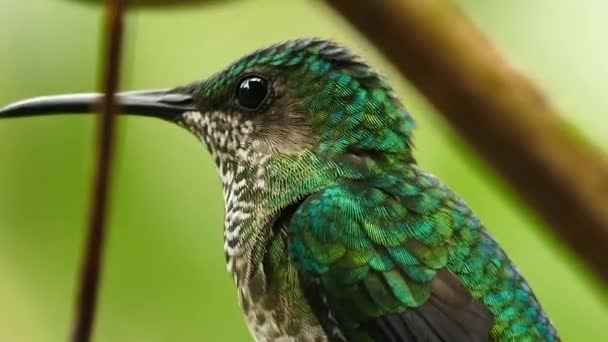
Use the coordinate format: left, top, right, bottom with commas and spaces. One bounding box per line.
326, 0, 608, 282
71, 0, 126, 340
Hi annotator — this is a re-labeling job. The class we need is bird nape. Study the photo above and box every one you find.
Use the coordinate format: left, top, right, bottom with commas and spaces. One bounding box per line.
0, 38, 559, 342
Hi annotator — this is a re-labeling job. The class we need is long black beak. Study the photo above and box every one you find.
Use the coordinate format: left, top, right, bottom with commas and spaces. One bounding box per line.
0, 89, 197, 121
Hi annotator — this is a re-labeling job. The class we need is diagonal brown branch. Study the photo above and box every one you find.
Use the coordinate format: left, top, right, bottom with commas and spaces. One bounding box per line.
71, 0, 127, 341
326, 0, 608, 282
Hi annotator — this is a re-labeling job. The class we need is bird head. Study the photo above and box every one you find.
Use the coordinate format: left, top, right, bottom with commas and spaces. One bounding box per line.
0, 38, 417, 277
1, 38, 415, 170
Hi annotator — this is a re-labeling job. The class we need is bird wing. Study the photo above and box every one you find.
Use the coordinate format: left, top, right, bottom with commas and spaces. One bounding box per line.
288, 169, 494, 341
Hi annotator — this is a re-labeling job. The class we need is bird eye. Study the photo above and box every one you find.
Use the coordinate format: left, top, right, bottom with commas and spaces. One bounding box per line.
235, 75, 270, 111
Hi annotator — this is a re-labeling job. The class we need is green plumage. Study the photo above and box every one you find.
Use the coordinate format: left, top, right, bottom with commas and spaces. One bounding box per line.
288, 169, 556, 340
0, 38, 560, 341
226, 39, 559, 341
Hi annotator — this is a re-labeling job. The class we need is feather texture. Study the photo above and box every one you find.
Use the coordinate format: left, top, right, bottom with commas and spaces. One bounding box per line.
288, 167, 558, 341
174, 38, 560, 341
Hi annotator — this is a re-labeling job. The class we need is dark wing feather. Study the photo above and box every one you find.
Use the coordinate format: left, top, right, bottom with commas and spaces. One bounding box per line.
364, 270, 493, 342
302, 267, 493, 341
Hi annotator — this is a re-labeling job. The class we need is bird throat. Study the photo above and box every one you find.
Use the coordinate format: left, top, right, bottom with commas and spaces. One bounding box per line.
181, 110, 276, 284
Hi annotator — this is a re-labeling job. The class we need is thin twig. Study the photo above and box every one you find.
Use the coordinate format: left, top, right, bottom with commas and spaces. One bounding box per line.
71, 0, 127, 341
326, 0, 608, 282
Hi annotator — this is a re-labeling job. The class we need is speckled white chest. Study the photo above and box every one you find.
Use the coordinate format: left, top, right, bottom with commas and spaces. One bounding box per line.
181, 111, 328, 341
182, 110, 267, 271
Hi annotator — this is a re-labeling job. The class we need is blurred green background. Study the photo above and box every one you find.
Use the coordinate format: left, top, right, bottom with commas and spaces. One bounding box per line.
0, 1, 606, 341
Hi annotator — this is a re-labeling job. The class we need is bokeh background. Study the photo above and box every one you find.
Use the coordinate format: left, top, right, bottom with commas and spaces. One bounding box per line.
0, 0, 606, 341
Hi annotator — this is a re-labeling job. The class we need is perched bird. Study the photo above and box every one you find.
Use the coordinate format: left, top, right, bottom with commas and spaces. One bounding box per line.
0, 38, 558, 341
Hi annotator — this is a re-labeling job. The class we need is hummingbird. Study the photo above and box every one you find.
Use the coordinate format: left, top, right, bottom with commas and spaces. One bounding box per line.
0, 38, 558, 341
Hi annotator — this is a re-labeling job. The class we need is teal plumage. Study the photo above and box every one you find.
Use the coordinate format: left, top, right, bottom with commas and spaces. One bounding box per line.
0, 38, 559, 341
188, 38, 558, 341
288, 168, 556, 340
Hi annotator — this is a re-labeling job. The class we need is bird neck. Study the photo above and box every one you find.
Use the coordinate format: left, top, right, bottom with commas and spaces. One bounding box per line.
225, 148, 414, 285
221, 149, 347, 286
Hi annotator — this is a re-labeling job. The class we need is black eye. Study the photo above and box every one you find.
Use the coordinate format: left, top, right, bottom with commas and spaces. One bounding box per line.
235, 75, 270, 111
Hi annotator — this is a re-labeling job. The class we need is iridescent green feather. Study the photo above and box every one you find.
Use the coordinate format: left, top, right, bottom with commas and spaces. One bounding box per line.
287, 165, 557, 341
183, 38, 558, 341
214, 39, 559, 341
